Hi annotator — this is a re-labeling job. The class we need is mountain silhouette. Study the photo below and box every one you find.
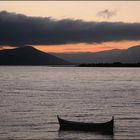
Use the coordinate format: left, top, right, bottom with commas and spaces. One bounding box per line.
0, 46, 70, 65
115, 45, 140, 63
53, 45, 140, 64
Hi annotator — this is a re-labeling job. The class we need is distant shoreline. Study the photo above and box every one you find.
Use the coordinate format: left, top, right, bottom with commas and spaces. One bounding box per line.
0, 65, 76, 67
1, 63, 140, 68
78, 62, 140, 67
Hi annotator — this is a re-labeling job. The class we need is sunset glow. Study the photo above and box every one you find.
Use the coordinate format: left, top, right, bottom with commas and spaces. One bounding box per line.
34, 41, 140, 53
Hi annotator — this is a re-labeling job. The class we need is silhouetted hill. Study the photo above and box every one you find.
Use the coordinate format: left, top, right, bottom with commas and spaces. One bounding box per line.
0, 46, 70, 65
115, 45, 140, 63
52, 45, 140, 64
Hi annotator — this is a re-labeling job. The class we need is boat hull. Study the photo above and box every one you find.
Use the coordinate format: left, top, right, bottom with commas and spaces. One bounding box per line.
57, 116, 114, 135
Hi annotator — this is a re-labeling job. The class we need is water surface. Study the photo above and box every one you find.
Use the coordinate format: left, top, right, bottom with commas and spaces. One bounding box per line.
0, 66, 140, 139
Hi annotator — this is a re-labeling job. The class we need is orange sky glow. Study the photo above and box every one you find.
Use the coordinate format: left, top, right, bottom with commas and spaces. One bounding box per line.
34, 41, 140, 53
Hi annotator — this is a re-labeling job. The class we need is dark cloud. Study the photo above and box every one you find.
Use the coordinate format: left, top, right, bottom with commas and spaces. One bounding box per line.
0, 10, 140, 46
97, 9, 117, 19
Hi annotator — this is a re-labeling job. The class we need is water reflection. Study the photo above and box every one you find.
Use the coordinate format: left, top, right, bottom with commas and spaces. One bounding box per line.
58, 130, 114, 140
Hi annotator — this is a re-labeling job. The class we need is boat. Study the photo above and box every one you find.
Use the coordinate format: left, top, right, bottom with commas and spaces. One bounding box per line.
57, 115, 114, 135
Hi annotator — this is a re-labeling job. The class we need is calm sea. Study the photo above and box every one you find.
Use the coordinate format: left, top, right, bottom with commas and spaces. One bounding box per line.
0, 66, 139, 140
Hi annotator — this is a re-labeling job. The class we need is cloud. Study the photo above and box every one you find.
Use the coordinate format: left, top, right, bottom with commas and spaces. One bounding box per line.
97, 9, 117, 19
0, 11, 140, 46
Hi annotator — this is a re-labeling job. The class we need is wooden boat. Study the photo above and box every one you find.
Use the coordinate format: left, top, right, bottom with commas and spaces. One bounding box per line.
57, 115, 114, 135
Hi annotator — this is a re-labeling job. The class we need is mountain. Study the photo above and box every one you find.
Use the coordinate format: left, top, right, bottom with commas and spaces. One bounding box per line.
115, 45, 140, 63
1, 45, 140, 65
0, 46, 70, 65
52, 45, 140, 64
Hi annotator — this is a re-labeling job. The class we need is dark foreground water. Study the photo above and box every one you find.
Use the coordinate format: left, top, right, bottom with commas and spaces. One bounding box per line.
0, 66, 140, 140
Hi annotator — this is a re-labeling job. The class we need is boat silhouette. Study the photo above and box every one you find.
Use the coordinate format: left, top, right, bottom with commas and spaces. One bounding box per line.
57, 115, 114, 135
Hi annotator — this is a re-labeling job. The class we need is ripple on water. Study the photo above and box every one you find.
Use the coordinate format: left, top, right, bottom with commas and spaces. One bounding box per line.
0, 67, 140, 139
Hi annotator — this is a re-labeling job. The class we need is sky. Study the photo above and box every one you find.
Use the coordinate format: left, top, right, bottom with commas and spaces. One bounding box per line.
0, 1, 140, 53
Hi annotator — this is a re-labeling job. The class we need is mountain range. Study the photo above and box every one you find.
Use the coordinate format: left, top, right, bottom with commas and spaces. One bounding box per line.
52, 45, 140, 64
0, 45, 140, 65
0, 46, 70, 65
